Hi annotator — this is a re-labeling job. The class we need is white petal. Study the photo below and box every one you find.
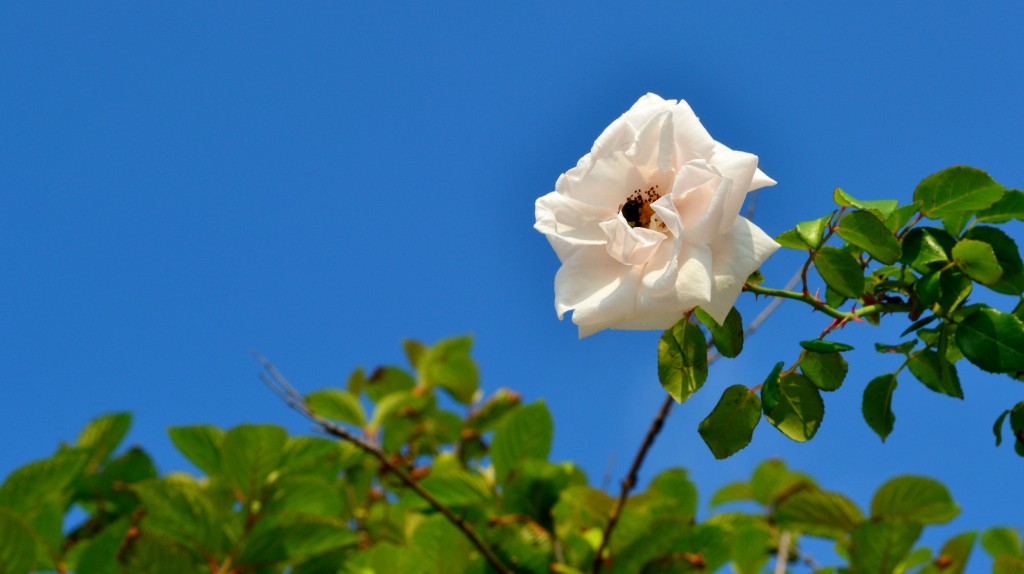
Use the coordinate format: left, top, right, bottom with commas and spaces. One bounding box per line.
591, 94, 673, 160
535, 191, 613, 261
629, 109, 676, 173
599, 215, 666, 266
669, 99, 717, 163
554, 247, 640, 337
666, 162, 731, 245
708, 146, 760, 225
700, 217, 781, 324
751, 167, 777, 190
561, 151, 648, 209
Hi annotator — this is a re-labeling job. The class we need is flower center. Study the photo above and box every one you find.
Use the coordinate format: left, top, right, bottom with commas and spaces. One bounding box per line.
619, 185, 668, 232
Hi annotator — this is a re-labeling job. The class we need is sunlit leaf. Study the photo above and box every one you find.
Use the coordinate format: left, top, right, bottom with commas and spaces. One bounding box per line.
835, 210, 902, 264
658, 318, 709, 403
698, 385, 761, 460
814, 246, 864, 298
914, 166, 1006, 219
871, 475, 959, 524
491, 401, 553, 482
955, 307, 1024, 373
764, 373, 824, 442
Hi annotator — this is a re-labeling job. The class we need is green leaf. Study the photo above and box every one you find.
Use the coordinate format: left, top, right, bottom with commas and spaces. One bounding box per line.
994, 410, 1010, 446
900, 227, 956, 272
833, 188, 899, 217
265, 475, 344, 518
775, 489, 864, 539
403, 338, 427, 369
503, 460, 578, 530
914, 166, 1006, 219
796, 214, 833, 250
0, 508, 38, 574
886, 203, 921, 232
750, 460, 813, 505
955, 306, 1024, 373
976, 189, 1024, 223
814, 246, 865, 298
835, 210, 902, 264
306, 389, 366, 426
952, 239, 1004, 285
942, 211, 974, 236
657, 318, 709, 403
77, 412, 132, 471
800, 351, 848, 391
863, 374, 898, 442
167, 425, 224, 476
412, 470, 493, 510
363, 366, 416, 402
964, 226, 1024, 295
467, 388, 522, 431
758, 361, 785, 412
412, 516, 474, 574
775, 228, 810, 250
875, 341, 918, 355
695, 306, 744, 358
491, 401, 554, 482
938, 269, 973, 312
239, 518, 360, 566
698, 385, 762, 460
851, 521, 923, 574
730, 522, 772, 574
0, 449, 89, 513
800, 340, 854, 353
907, 350, 964, 399
133, 476, 219, 552
922, 531, 977, 574
901, 315, 939, 337
221, 424, 288, 501
871, 475, 959, 524
73, 519, 131, 574
764, 373, 824, 442
648, 468, 698, 519
982, 527, 1022, 559
709, 482, 753, 507
419, 335, 479, 404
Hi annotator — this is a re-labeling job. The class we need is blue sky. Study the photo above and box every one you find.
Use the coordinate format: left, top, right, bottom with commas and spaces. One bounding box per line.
2, 2, 1022, 568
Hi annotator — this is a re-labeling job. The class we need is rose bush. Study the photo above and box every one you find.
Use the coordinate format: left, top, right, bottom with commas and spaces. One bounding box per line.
535, 93, 780, 337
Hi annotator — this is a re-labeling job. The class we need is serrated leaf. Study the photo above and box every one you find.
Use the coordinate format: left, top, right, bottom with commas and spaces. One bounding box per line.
907, 350, 964, 399
900, 227, 956, 272
709, 482, 753, 507
775, 489, 864, 539
863, 374, 898, 442
800, 351, 848, 391
796, 214, 833, 249
835, 210, 902, 264
77, 412, 132, 472
886, 203, 921, 232
953, 239, 1003, 285
942, 211, 974, 236
851, 521, 922, 574
956, 307, 1024, 373
491, 401, 553, 482
695, 306, 744, 358
982, 527, 1022, 559
800, 340, 854, 353
758, 361, 785, 412
657, 318, 708, 403
833, 188, 899, 217
775, 228, 811, 250
750, 460, 813, 505
420, 335, 479, 404
133, 476, 219, 552
764, 373, 824, 442
0, 449, 89, 513
0, 508, 38, 574
698, 385, 761, 460
871, 475, 959, 524
167, 425, 223, 476
412, 516, 474, 574
412, 470, 493, 510
964, 226, 1024, 295
875, 341, 918, 355
306, 389, 366, 426
914, 166, 1006, 219
363, 366, 416, 403
814, 246, 865, 298
994, 410, 1010, 447
977, 189, 1024, 223
221, 424, 288, 501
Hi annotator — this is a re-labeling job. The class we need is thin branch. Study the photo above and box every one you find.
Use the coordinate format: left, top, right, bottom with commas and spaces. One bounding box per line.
255, 353, 514, 574
590, 278, 798, 573
774, 531, 792, 574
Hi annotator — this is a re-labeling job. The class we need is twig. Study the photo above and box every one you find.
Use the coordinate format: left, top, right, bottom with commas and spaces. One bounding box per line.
590, 277, 798, 573
255, 353, 514, 574
774, 531, 792, 574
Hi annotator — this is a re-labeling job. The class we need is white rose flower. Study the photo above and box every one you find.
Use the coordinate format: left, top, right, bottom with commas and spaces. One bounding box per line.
535, 93, 780, 337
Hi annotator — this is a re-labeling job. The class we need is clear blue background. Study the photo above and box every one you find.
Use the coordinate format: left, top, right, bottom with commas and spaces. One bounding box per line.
2, 2, 1022, 570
